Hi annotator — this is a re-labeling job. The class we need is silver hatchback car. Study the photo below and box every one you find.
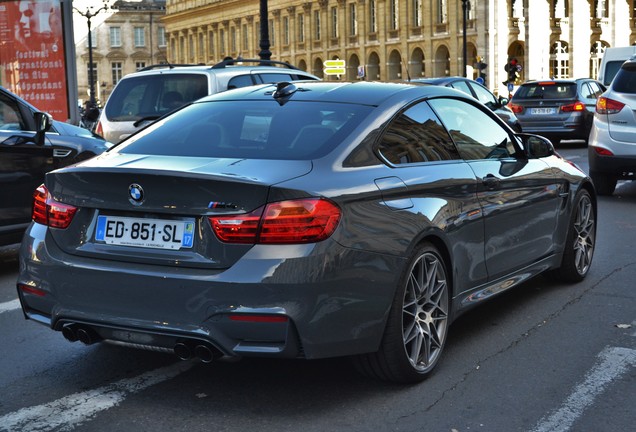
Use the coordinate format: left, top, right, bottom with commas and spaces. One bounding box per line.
588, 55, 636, 195
96, 58, 319, 144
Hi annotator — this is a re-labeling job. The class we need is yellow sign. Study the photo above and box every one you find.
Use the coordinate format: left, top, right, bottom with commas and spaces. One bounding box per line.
323, 59, 345, 68
324, 68, 346, 75
324, 59, 346, 76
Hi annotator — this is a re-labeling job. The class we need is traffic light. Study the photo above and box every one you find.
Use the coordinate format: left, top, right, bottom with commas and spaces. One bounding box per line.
503, 58, 521, 85
475, 57, 487, 81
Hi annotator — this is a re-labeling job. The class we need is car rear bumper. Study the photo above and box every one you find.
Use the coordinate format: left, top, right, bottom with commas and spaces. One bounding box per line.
588, 151, 636, 177
517, 123, 590, 141
17, 224, 404, 360
589, 123, 636, 177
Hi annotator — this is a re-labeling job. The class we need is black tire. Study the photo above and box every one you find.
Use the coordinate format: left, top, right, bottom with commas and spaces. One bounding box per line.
353, 243, 450, 383
549, 189, 596, 282
590, 171, 617, 196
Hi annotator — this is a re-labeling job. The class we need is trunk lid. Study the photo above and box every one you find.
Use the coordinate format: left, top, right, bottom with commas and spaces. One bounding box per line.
45, 153, 313, 269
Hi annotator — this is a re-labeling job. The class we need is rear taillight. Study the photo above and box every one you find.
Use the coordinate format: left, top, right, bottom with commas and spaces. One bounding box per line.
32, 185, 77, 229
209, 198, 341, 244
561, 101, 585, 112
94, 121, 103, 137
596, 96, 625, 115
508, 103, 523, 114
592, 147, 614, 156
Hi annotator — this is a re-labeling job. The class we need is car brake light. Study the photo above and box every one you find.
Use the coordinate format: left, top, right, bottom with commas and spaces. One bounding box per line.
209, 198, 341, 244
95, 121, 103, 137
593, 147, 614, 156
18, 283, 47, 297
32, 185, 77, 229
508, 103, 523, 114
229, 314, 289, 323
596, 96, 625, 115
561, 101, 585, 112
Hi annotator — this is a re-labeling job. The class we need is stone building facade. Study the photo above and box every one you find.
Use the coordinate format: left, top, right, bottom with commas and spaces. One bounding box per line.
75, 0, 167, 106
162, 0, 635, 96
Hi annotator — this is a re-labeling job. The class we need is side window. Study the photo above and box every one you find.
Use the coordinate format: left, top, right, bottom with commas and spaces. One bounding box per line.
227, 74, 256, 90
377, 101, 461, 165
293, 73, 318, 81
587, 81, 603, 98
580, 83, 595, 100
256, 73, 293, 83
448, 81, 472, 97
429, 98, 517, 161
0, 95, 26, 131
470, 83, 498, 108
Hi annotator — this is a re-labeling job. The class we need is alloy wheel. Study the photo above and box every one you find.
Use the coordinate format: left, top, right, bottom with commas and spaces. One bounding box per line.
402, 251, 449, 372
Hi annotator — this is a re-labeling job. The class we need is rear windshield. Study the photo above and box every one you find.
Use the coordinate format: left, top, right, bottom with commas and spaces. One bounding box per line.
117, 100, 373, 160
514, 83, 577, 99
104, 74, 209, 121
602, 61, 626, 86
612, 62, 636, 94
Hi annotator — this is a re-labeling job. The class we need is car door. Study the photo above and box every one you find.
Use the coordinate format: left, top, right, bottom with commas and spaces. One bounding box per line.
429, 97, 561, 280
0, 91, 53, 242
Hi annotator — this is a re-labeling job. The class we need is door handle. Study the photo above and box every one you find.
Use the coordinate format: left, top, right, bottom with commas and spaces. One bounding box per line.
482, 174, 500, 190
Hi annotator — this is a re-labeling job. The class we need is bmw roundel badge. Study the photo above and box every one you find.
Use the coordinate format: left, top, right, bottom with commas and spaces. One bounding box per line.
128, 183, 145, 205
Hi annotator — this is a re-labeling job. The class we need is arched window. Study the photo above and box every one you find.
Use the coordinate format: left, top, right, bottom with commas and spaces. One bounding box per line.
550, 41, 569, 78
590, 41, 609, 79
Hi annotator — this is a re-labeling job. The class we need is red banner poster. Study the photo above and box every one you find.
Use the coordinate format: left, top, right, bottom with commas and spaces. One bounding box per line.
0, 0, 69, 121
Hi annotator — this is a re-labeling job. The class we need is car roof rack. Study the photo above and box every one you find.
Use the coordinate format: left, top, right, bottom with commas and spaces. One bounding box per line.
138, 63, 206, 72
211, 57, 300, 70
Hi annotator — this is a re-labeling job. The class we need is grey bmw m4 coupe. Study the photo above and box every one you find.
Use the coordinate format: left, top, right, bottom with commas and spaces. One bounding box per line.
17, 81, 596, 383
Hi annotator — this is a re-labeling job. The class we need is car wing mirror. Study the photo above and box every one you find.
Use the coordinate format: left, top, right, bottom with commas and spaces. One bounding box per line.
34, 112, 52, 146
498, 96, 509, 106
518, 133, 555, 158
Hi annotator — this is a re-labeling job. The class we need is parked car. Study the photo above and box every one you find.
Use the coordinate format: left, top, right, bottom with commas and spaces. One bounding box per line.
588, 55, 636, 195
17, 81, 596, 383
0, 86, 111, 246
508, 78, 605, 145
410, 76, 522, 131
96, 58, 320, 144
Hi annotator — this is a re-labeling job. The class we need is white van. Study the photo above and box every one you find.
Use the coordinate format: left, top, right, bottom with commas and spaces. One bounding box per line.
599, 46, 636, 86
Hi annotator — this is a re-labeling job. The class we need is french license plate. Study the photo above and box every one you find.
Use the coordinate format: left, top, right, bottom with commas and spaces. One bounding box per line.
530, 107, 556, 115
95, 216, 194, 249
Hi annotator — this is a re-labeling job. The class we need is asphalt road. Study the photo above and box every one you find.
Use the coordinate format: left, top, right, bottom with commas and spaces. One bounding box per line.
0, 142, 634, 432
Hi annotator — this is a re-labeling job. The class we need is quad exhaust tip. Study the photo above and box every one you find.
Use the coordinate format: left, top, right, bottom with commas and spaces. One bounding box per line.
61, 324, 100, 345
61, 323, 220, 362
174, 341, 220, 363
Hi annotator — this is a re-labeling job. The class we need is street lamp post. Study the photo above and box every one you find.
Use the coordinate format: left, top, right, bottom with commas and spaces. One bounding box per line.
74, 1, 110, 106
461, 0, 469, 77
258, 0, 271, 61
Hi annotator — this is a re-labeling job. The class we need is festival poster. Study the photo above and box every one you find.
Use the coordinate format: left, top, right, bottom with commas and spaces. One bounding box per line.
0, 0, 69, 121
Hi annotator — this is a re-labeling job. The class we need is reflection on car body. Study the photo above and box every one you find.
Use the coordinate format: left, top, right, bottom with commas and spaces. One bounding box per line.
17, 81, 596, 383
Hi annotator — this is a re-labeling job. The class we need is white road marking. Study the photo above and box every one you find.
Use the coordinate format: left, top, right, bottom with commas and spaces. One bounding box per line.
0, 299, 20, 315
530, 346, 636, 432
0, 361, 195, 432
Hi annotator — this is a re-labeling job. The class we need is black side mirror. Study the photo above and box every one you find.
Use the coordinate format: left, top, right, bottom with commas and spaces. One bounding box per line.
33, 112, 52, 146
498, 96, 509, 106
518, 133, 555, 158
